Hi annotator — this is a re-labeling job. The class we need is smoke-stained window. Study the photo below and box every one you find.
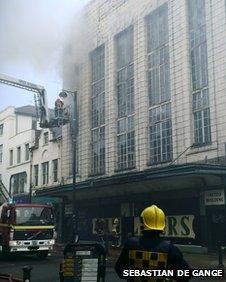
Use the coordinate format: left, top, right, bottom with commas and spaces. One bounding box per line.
147, 4, 172, 164
188, 0, 211, 146
116, 27, 135, 171
90, 45, 105, 175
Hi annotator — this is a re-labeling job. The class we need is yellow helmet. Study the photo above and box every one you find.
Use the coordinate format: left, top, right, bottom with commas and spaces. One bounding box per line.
140, 205, 165, 231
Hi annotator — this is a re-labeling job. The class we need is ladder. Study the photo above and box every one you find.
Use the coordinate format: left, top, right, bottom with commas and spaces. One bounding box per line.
0, 179, 10, 203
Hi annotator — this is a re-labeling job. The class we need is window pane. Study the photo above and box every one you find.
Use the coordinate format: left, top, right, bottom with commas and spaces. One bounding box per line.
10, 149, 13, 166
17, 147, 21, 163
116, 27, 135, 170
0, 124, 3, 136
90, 45, 106, 175
25, 143, 29, 161
149, 103, 172, 164
188, 0, 211, 146
91, 127, 105, 175
147, 4, 170, 106
52, 159, 58, 182
0, 145, 3, 163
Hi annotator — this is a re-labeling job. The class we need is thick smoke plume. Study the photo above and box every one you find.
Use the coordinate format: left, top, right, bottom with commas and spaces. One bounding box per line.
0, 0, 88, 76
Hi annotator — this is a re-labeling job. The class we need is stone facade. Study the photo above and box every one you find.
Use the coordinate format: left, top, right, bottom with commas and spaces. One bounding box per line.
61, 0, 226, 184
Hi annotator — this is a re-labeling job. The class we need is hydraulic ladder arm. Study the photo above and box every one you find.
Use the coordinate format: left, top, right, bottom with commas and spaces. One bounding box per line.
0, 74, 50, 128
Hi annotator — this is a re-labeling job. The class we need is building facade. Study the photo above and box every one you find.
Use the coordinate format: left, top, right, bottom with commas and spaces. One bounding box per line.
31, 127, 62, 193
37, 0, 226, 250
0, 105, 62, 204
0, 106, 37, 201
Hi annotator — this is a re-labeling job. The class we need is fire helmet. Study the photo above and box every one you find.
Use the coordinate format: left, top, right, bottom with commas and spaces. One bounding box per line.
140, 205, 165, 231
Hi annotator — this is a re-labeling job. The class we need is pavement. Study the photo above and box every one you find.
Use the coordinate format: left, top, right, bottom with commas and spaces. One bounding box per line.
53, 243, 226, 270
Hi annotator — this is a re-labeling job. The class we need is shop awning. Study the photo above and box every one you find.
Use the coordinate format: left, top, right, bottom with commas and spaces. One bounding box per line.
35, 164, 226, 201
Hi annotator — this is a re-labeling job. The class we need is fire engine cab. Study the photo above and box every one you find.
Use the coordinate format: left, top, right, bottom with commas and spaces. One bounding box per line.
0, 203, 56, 259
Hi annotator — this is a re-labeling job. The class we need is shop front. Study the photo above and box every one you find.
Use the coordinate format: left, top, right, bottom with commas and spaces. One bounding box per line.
35, 164, 226, 251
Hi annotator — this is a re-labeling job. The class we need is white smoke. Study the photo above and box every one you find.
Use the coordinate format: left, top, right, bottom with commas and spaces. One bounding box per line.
0, 0, 89, 76
0, 0, 90, 109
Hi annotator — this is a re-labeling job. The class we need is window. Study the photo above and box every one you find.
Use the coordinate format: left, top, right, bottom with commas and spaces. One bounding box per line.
10, 172, 27, 195
188, 0, 211, 145
149, 103, 172, 164
116, 27, 134, 118
52, 159, 58, 182
91, 127, 105, 175
147, 3, 170, 106
117, 115, 135, 171
193, 89, 211, 144
90, 45, 106, 175
116, 27, 135, 170
147, 4, 172, 164
0, 124, 3, 136
43, 132, 49, 145
9, 149, 13, 166
34, 165, 39, 186
25, 143, 30, 161
17, 146, 21, 164
0, 145, 3, 163
42, 162, 49, 185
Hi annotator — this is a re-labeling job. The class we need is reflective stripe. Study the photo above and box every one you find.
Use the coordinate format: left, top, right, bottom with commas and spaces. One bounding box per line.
128, 250, 170, 282
12, 225, 54, 230
0, 223, 54, 229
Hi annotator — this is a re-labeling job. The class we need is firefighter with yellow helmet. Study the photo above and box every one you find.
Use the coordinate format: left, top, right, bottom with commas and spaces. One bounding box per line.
115, 205, 190, 281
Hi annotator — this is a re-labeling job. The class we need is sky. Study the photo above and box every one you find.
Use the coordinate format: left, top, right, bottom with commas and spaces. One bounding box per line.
0, 0, 90, 111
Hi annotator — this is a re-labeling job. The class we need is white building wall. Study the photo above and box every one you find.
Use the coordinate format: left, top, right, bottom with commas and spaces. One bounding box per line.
0, 107, 15, 189
32, 129, 61, 191
61, 0, 226, 183
0, 107, 35, 195
0, 106, 62, 198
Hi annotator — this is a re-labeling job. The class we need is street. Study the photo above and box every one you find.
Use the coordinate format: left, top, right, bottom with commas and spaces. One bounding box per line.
0, 252, 225, 282
0, 253, 121, 282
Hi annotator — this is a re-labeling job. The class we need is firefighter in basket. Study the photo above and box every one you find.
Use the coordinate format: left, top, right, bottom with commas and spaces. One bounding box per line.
115, 205, 190, 281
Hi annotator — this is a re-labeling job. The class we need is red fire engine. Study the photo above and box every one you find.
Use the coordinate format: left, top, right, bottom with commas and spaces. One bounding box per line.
0, 202, 56, 259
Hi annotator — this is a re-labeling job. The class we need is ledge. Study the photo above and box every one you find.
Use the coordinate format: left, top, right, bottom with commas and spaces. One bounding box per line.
176, 244, 208, 254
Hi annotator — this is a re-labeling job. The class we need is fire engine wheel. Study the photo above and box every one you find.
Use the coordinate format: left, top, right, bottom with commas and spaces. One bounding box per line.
36, 251, 49, 259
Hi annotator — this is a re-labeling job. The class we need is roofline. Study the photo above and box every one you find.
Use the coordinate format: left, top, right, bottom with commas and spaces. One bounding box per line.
14, 110, 36, 118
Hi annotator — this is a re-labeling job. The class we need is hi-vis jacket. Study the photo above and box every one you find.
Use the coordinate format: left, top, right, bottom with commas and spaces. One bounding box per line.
115, 233, 190, 282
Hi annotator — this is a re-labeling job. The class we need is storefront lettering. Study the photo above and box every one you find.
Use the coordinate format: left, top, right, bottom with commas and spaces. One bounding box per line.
167, 216, 177, 236
93, 215, 196, 239
181, 216, 191, 236
164, 215, 195, 239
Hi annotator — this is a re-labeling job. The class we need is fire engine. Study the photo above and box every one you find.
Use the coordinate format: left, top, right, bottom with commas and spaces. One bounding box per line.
0, 201, 56, 259
0, 74, 68, 258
